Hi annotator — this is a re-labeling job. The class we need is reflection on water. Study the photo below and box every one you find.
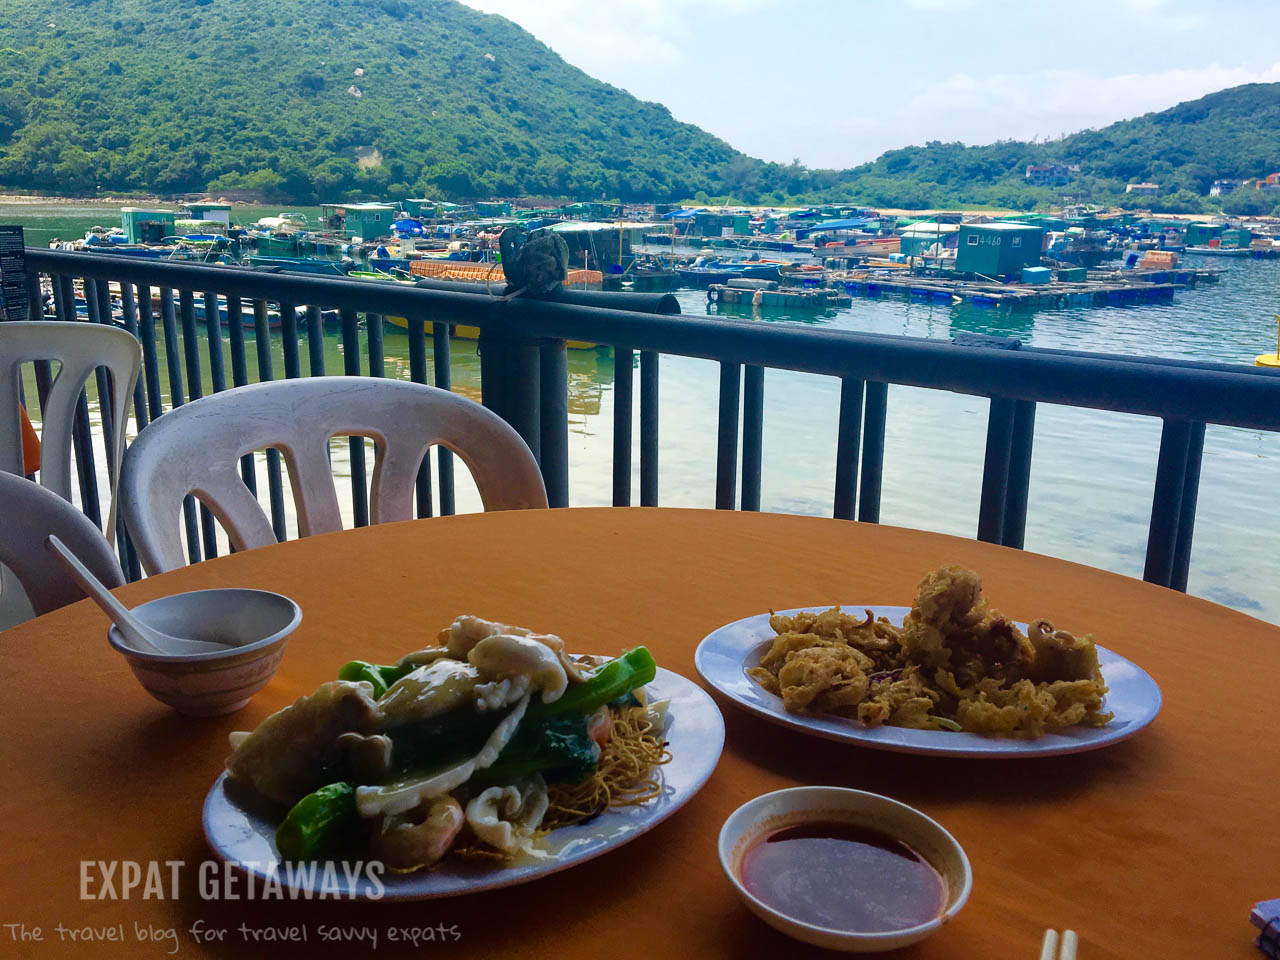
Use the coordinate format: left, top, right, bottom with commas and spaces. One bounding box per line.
947, 303, 1037, 340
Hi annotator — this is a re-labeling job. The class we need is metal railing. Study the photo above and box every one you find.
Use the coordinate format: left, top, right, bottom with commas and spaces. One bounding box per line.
16, 248, 1280, 593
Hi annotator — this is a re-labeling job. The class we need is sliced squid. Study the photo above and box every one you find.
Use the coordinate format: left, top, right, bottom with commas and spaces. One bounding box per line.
439, 615, 589, 684
468, 634, 568, 704
464, 774, 550, 856
474, 675, 532, 712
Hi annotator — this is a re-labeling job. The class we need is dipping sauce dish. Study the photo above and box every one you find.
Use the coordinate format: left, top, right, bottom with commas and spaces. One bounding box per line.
718, 786, 971, 952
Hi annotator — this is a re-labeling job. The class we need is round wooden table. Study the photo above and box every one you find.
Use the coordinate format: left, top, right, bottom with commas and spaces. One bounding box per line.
1, 508, 1273, 959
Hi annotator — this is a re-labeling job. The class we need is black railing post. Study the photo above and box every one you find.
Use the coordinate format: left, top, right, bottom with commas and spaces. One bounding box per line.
716, 362, 741, 510
858, 381, 887, 523
978, 397, 1016, 544
1170, 421, 1205, 593
431, 321, 455, 515
741, 365, 764, 511
612, 345, 634, 507
539, 340, 570, 508
834, 377, 865, 521
178, 288, 217, 559
407, 316, 433, 518
1002, 400, 1037, 550
224, 297, 256, 496
119, 285, 149, 431
160, 288, 201, 563
1144, 418, 1195, 588
254, 299, 287, 543
366, 312, 385, 378
203, 291, 227, 393
479, 325, 540, 460
340, 309, 369, 527
640, 350, 659, 507
279, 302, 301, 379
305, 305, 325, 377
134, 285, 164, 423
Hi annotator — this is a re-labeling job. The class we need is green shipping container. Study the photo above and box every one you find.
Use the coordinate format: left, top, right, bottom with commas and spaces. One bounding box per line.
120, 207, 175, 244
955, 223, 1045, 276
343, 203, 396, 240
402, 198, 435, 217
1057, 267, 1088, 282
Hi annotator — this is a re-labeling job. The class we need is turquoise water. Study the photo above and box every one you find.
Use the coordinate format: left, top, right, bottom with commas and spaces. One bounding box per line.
5, 202, 1279, 622
666, 255, 1280, 621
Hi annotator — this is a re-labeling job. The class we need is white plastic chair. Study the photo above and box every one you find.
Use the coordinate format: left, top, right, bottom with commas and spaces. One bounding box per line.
0, 472, 124, 616
0, 320, 142, 504
120, 376, 549, 574
1, 321, 140, 627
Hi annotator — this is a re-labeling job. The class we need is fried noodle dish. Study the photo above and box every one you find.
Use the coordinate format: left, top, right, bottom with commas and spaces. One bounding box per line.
746, 565, 1113, 736
224, 616, 670, 871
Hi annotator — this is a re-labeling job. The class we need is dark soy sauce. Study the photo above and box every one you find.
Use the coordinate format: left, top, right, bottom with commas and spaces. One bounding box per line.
739, 821, 947, 933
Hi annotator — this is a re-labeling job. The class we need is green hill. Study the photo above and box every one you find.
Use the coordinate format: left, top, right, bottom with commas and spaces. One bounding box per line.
0, 0, 746, 202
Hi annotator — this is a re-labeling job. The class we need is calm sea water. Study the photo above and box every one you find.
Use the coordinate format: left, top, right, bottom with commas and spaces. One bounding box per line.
6, 202, 1280, 623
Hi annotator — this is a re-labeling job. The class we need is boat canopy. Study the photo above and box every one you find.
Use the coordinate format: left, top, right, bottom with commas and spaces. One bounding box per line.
808, 218, 873, 232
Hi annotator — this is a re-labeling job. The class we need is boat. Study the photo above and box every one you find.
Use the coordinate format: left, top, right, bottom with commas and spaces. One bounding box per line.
248, 213, 312, 254
247, 255, 352, 276
1184, 246, 1253, 257
675, 260, 782, 287
350, 270, 605, 352
707, 280, 851, 310
190, 295, 286, 330
812, 236, 901, 260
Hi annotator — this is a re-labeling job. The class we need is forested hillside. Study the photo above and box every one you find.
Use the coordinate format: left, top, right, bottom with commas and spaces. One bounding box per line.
0, 0, 746, 201
805, 82, 1280, 213
0, 0, 1277, 213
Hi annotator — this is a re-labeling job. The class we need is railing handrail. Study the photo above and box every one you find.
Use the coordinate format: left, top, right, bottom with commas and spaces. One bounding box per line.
26, 248, 1280, 433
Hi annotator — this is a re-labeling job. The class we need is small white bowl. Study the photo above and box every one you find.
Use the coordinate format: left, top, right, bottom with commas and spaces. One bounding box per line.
718, 786, 971, 953
107, 588, 301, 716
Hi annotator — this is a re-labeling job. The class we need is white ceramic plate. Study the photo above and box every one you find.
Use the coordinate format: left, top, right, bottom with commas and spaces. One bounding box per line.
694, 605, 1161, 759
203, 666, 724, 899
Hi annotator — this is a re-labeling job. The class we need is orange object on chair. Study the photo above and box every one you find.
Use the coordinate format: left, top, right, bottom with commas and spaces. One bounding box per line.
19, 405, 40, 474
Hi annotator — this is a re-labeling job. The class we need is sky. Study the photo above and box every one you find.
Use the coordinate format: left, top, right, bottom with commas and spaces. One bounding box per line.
458, 0, 1280, 169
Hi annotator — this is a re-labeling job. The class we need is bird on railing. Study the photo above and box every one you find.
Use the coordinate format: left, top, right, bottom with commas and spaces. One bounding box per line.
498, 227, 569, 299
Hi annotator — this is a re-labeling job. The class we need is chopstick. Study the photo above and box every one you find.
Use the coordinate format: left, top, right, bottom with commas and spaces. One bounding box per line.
1039, 929, 1079, 960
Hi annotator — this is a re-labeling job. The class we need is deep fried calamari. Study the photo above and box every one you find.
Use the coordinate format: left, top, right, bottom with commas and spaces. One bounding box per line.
746, 564, 1113, 737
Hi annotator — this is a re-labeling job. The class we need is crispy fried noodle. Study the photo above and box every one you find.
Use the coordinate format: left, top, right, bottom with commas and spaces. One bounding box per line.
544, 706, 672, 828
747, 564, 1113, 737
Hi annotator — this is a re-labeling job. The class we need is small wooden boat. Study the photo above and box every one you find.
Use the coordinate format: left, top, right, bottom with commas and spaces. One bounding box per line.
350, 270, 605, 352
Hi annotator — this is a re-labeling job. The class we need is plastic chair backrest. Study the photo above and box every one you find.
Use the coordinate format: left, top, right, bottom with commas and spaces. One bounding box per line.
0, 472, 124, 616
0, 321, 142, 507
120, 377, 549, 574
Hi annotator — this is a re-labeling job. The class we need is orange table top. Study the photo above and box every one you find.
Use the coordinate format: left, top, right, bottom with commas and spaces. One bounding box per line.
0, 507, 1274, 959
